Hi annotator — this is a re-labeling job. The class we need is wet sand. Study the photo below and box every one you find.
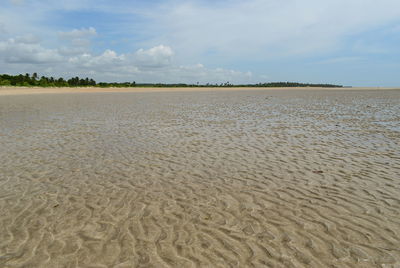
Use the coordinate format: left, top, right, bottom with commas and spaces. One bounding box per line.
0, 89, 399, 267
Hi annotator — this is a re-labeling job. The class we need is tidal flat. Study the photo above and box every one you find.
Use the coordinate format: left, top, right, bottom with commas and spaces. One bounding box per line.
0, 89, 399, 267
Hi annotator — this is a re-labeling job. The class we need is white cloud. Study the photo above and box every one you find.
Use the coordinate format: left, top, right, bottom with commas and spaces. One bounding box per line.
135, 45, 174, 68
0, 35, 253, 83
62, 45, 251, 83
147, 0, 400, 61
56, 27, 97, 55
0, 38, 63, 64
68, 49, 126, 68
0, 23, 6, 34
58, 46, 89, 56
168, 64, 253, 84
316, 57, 363, 64
58, 27, 97, 39
15, 34, 41, 44
9, 0, 24, 5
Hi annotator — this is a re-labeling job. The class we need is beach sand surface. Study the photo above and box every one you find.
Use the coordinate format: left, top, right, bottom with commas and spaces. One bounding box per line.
0, 86, 398, 96
0, 89, 399, 267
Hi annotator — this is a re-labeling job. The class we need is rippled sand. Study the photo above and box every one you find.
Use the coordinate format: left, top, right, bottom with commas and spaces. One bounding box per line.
0, 89, 399, 267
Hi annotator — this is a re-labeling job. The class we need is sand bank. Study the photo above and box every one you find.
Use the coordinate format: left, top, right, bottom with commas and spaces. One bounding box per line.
0, 86, 398, 96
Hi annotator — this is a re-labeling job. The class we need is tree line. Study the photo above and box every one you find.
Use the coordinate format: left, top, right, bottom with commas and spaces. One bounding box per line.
0, 73, 98, 87
0, 73, 343, 88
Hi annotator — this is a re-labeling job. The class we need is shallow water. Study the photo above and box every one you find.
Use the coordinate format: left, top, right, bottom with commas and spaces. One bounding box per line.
0, 90, 400, 267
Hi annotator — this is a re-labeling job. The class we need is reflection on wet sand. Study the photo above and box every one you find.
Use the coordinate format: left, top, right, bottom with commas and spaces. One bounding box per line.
0, 89, 399, 267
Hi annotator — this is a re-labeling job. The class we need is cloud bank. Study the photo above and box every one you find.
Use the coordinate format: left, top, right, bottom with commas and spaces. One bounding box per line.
0, 33, 253, 83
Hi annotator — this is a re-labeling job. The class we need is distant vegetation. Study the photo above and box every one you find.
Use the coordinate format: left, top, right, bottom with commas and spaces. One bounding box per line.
0, 73, 343, 88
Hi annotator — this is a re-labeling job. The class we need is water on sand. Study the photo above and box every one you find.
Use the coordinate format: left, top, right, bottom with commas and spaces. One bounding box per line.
0, 89, 399, 267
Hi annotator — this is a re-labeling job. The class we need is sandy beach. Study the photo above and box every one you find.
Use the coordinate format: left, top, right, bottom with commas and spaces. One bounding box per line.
0, 86, 398, 96
0, 88, 399, 267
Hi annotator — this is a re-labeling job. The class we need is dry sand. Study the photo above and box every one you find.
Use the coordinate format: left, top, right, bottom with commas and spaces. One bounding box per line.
0, 88, 399, 267
0, 86, 398, 96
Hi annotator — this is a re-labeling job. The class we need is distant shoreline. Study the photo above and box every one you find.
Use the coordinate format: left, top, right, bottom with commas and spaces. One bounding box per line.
0, 86, 398, 96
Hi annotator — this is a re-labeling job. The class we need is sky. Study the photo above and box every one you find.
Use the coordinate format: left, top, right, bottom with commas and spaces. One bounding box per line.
1, 0, 400, 86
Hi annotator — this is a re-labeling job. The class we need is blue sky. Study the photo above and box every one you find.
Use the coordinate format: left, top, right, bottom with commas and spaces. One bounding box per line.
1, 0, 400, 86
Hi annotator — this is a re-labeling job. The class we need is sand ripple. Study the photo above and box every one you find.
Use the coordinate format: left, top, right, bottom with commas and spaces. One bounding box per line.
1, 90, 400, 267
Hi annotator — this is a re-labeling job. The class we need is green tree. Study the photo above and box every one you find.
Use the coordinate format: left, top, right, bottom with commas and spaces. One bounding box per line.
0, 79, 11, 86
39, 76, 48, 87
